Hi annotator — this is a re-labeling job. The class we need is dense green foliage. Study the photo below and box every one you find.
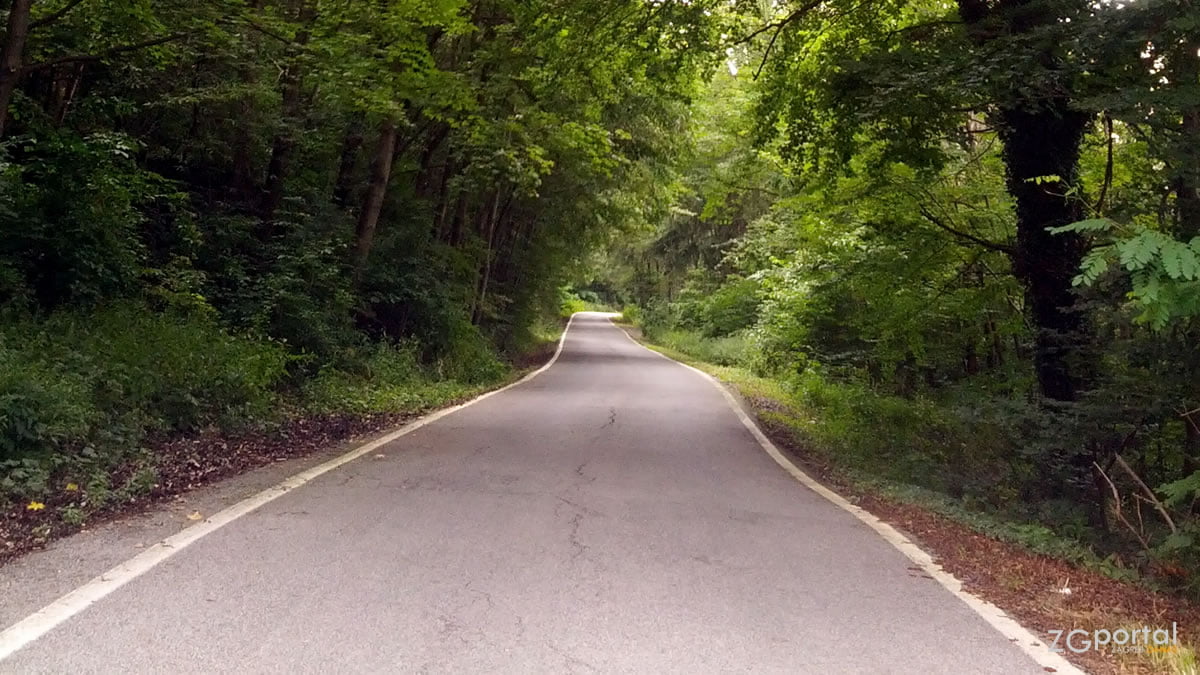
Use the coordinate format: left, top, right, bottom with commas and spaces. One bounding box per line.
0, 0, 718, 517
599, 0, 1200, 592
3, 0, 1200, 594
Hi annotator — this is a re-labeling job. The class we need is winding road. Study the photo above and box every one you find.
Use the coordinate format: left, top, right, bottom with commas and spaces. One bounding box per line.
1, 313, 1072, 673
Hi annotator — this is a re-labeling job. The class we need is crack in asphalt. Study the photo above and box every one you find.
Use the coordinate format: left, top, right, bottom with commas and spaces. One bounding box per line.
574, 458, 596, 484
598, 406, 616, 429
465, 581, 496, 611
555, 495, 603, 518
567, 512, 590, 564
548, 641, 598, 673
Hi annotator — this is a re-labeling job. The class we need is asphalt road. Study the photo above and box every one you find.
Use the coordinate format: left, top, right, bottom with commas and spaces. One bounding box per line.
2, 313, 1054, 673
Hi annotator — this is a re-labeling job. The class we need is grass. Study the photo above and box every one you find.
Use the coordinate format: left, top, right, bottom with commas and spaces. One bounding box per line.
1, 304, 561, 532
624, 320, 1200, 674
1145, 642, 1198, 675
631, 330, 1113, 571
647, 328, 750, 367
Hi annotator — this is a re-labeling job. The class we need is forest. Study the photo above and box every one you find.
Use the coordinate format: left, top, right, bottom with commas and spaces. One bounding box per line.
596, 0, 1200, 601
0, 0, 718, 549
1, 0, 1199, 612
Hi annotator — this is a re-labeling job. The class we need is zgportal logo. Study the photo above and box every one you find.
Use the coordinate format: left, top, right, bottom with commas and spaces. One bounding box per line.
1048, 623, 1178, 654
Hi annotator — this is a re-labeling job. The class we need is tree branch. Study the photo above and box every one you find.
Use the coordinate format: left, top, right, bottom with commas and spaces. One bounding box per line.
918, 205, 1014, 254
1094, 461, 1151, 552
30, 0, 89, 30
20, 33, 188, 73
884, 19, 962, 40
1113, 453, 1177, 535
736, 0, 825, 44
1094, 113, 1113, 214
242, 20, 296, 45
736, 0, 827, 80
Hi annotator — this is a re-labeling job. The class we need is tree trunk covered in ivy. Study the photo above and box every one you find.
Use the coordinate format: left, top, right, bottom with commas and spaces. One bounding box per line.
958, 0, 1092, 402
0, 0, 33, 137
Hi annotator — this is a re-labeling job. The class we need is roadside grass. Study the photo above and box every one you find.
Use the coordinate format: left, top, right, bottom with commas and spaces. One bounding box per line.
1145, 641, 1198, 675
625, 324, 1113, 573
1, 307, 563, 561
618, 317, 1200, 675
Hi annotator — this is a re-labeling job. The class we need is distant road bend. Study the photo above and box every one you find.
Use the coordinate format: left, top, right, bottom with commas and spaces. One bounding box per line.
3, 313, 1067, 673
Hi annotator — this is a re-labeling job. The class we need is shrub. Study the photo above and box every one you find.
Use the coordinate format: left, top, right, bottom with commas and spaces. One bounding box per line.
0, 344, 97, 462
620, 304, 643, 325
302, 342, 429, 414
0, 305, 289, 464
655, 329, 751, 367
559, 286, 587, 317
698, 277, 761, 337
432, 316, 508, 384
43, 307, 290, 430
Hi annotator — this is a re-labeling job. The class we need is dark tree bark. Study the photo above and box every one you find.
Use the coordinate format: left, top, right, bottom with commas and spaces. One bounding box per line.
353, 118, 398, 279
471, 189, 513, 325
0, 0, 33, 138
414, 122, 451, 201
997, 103, 1091, 402
333, 118, 365, 208
1172, 32, 1200, 240
260, 2, 314, 225
958, 0, 1092, 402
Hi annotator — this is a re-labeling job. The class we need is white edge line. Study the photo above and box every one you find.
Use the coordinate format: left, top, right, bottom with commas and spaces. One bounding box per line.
612, 319, 1085, 675
0, 313, 583, 662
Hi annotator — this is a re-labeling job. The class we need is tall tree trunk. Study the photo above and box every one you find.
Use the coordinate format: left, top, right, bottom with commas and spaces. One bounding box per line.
471, 190, 503, 324
353, 118, 398, 279
260, 2, 314, 225
447, 192, 468, 247
958, 0, 1091, 403
229, 0, 266, 202
998, 103, 1091, 402
415, 123, 450, 201
1172, 31, 1200, 240
0, 0, 33, 138
333, 118, 365, 208
1171, 31, 1200, 462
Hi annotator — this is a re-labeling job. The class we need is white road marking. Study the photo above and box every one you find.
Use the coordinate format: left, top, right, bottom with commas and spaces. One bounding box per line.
0, 314, 581, 662
613, 320, 1085, 675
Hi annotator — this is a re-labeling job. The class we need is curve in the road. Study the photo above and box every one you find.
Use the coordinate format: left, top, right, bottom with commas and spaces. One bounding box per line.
1, 312, 1080, 674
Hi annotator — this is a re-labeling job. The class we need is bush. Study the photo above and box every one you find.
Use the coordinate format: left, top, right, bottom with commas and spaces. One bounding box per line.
0, 345, 97, 461
784, 371, 1017, 505
302, 342, 429, 414
697, 277, 761, 337
0, 305, 289, 463
654, 329, 751, 367
432, 316, 508, 384
620, 304, 643, 325
47, 307, 289, 431
559, 286, 587, 317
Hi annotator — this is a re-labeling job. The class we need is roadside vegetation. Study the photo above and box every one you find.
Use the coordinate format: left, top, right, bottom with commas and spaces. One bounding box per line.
0, 0, 705, 553
3, 0, 1200, 666
594, 3, 1200, 601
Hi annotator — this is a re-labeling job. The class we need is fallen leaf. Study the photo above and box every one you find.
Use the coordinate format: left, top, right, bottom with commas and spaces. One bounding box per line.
186, 511, 203, 521
65, 483, 79, 492
26, 501, 46, 511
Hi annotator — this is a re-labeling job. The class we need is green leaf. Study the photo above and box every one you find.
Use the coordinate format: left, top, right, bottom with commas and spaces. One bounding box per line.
1117, 230, 1163, 270
1047, 218, 1114, 235
1073, 248, 1111, 286
1160, 239, 1200, 280
1159, 471, 1200, 507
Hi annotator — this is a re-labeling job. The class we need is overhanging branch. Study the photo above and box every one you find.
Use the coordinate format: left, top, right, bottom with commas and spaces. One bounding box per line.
30, 0, 89, 30
20, 33, 188, 73
919, 205, 1014, 254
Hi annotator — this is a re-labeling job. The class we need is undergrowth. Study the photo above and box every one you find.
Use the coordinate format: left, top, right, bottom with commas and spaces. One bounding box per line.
624, 317, 1148, 587
0, 303, 548, 523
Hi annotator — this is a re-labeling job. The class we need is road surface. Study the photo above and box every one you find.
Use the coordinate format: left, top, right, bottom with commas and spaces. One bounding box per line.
2, 313, 1058, 673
